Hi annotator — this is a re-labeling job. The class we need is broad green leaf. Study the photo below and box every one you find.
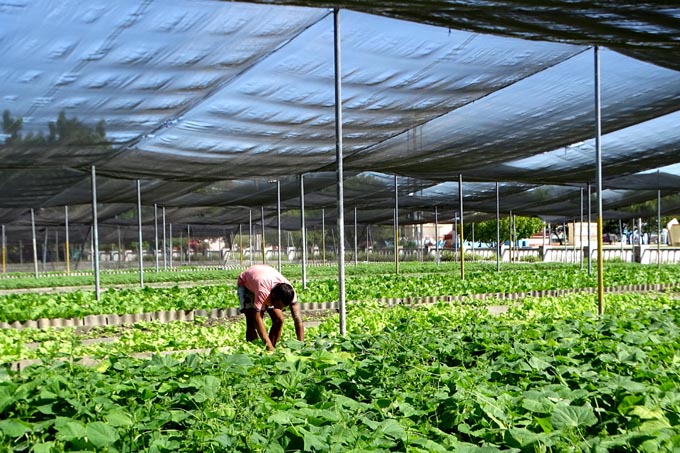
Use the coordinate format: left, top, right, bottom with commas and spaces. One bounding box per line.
55, 418, 86, 441
379, 419, 406, 440
629, 406, 667, 421
617, 394, 645, 415
0, 419, 32, 437
31, 441, 55, 453
638, 419, 671, 431
521, 398, 553, 414
550, 405, 597, 429
301, 427, 328, 451
86, 421, 119, 448
106, 410, 133, 427
506, 427, 542, 448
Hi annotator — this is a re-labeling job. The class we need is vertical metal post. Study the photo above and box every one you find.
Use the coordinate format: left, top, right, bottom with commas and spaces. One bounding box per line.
619, 218, 624, 258
162, 206, 167, 271
1, 225, 5, 273
64, 205, 70, 275
594, 45, 604, 315
563, 221, 567, 263
169, 223, 173, 268
334, 8, 346, 336
31, 208, 38, 278
322, 208, 326, 265
542, 222, 546, 248
277, 180, 282, 271
365, 224, 370, 263
471, 223, 475, 262
354, 207, 358, 266
41, 228, 48, 271
136, 180, 144, 287
117, 226, 122, 268
261, 206, 266, 264
434, 206, 439, 265
580, 187, 584, 269
300, 174, 307, 288
153, 204, 159, 272
459, 174, 465, 279
187, 224, 191, 265
55, 230, 59, 265
496, 182, 500, 271
394, 175, 399, 274
508, 210, 513, 264
91, 165, 101, 300
587, 183, 592, 274
657, 189, 661, 268
179, 231, 183, 265
239, 224, 243, 267
454, 216, 458, 257
249, 209, 253, 266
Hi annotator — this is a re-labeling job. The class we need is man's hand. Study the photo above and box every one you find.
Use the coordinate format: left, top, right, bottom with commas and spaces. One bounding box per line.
254, 311, 275, 351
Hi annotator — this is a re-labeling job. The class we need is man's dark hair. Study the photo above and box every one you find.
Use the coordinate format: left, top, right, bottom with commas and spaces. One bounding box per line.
271, 283, 295, 307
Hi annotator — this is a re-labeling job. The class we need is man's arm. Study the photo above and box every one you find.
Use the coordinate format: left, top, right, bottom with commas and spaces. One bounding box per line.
253, 311, 275, 351
290, 303, 305, 342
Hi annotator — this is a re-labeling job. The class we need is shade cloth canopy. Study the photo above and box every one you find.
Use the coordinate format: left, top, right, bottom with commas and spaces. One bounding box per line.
1, 0, 679, 241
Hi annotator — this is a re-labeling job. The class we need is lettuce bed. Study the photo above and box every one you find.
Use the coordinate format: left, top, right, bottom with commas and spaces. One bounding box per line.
1, 293, 679, 451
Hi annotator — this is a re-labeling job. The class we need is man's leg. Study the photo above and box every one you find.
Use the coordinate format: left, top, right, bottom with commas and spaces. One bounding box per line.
267, 308, 285, 347
238, 286, 258, 342
244, 308, 259, 342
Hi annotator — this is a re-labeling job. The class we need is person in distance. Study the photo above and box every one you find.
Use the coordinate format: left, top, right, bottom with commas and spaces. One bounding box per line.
236, 264, 304, 351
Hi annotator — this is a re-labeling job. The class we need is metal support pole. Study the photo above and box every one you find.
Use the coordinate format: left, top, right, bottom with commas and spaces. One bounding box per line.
471, 223, 475, 262
619, 218, 624, 258
91, 166, 101, 300
64, 206, 70, 275
354, 207, 358, 266
454, 215, 458, 258
594, 45, 604, 315
249, 209, 253, 266
31, 208, 38, 278
117, 226, 122, 268
162, 206, 167, 271
394, 175, 399, 274
154, 204, 159, 272
136, 180, 144, 287
334, 8, 346, 336
239, 224, 243, 267
261, 206, 266, 264
563, 221, 567, 263
434, 206, 439, 265
586, 183, 593, 275
169, 223, 173, 268
42, 228, 48, 271
459, 174, 465, 279
277, 180, 282, 271
322, 208, 326, 265
1, 225, 5, 273
187, 224, 191, 265
657, 189, 661, 268
580, 187, 584, 269
508, 210, 513, 264
496, 182, 500, 271
300, 174, 307, 289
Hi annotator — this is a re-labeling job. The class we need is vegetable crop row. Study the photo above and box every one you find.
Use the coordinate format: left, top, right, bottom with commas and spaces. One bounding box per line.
1, 292, 678, 451
1, 264, 679, 323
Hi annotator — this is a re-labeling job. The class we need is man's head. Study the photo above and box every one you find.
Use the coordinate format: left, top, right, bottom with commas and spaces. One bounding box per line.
270, 283, 295, 309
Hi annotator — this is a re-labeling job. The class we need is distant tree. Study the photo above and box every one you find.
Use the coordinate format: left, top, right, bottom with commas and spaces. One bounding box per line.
467, 216, 543, 245
2, 110, 23, 144
2, 109, 107, 146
